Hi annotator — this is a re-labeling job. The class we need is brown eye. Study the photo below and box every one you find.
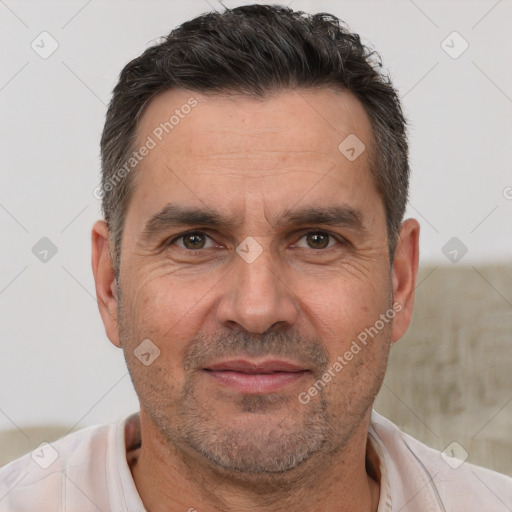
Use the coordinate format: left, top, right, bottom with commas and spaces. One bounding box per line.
306, 232, 331, 249
181, 232, 207, 249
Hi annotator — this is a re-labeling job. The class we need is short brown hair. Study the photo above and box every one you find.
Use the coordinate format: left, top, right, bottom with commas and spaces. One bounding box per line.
100, 4, 409, 275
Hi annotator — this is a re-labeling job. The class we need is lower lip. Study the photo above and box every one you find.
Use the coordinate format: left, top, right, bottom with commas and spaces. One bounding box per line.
204, 370, 308, 393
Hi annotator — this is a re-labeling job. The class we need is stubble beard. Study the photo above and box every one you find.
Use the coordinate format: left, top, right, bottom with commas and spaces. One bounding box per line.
118, 301, 390, 479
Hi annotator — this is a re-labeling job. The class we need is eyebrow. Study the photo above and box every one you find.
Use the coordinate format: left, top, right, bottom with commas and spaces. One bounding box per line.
274, 205, 366, 232
140, 202, 367, 243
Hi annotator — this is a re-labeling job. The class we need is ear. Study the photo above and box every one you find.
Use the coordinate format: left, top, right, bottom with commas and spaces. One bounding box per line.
91, 220, 121, 347
391, 218, 420, 343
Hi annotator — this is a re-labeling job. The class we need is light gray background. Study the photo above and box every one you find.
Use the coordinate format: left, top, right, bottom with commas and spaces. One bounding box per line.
1, 0, 511, 434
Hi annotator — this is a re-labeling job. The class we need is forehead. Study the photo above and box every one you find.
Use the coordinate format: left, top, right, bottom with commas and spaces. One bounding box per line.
126, 87, 379, 231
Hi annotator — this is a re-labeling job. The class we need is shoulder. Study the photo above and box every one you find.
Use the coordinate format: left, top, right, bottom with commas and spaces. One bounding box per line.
370, 410, 512, 511
0, 422, 116, 512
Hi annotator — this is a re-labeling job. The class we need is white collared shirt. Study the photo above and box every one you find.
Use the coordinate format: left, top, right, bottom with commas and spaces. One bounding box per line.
1, 410, 511, 511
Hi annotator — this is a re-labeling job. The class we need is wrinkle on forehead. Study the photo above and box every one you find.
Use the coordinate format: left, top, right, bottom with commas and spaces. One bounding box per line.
125, 86, 379, 240
136, 87, 372, 161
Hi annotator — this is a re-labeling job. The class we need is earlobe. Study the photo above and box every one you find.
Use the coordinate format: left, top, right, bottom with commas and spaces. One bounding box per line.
390, 218, 420, 343
91, 220, 121, 348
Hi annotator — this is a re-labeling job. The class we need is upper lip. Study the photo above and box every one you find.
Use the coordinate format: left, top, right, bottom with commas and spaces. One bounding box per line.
204, 359, 308, 374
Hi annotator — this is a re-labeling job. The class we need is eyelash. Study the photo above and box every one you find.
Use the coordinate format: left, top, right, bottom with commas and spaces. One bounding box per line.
166, 230, 346, 251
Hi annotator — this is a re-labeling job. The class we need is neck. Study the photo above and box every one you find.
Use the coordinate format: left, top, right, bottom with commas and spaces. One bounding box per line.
129, 409, 380, 512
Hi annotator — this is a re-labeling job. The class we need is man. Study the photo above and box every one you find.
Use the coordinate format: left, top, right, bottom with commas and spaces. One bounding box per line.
1, 4, 511, 511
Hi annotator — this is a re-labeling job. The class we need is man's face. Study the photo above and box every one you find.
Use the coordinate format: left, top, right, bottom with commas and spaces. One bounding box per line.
104, 88, 405, 475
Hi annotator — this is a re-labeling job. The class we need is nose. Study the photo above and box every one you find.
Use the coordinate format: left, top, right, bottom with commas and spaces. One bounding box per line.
216, 247, 298, 334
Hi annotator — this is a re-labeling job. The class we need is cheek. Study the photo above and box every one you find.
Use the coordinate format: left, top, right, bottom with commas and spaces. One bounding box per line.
297, 268, 390, 350
301, 275, 392, 405
119, 278, 209, 399
120, 271, 213, 360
